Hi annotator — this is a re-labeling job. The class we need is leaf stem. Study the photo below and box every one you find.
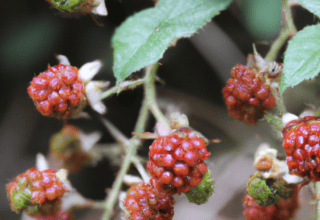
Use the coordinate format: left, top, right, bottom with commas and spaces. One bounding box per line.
144, 63, 171, 131
99, 79, 145, 100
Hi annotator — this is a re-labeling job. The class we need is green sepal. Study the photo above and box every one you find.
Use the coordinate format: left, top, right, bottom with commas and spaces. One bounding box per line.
184, 171, 214, 205
247, 173, 279, 207
48, 0, 91, 13
273, 179, 293, 200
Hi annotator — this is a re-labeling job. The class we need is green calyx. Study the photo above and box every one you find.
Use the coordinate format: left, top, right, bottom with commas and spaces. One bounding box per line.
48, 0, 93, 13
185, 171, 214, 205
50, 132, 81, 157
273, 179, 293, 200
247, 173, 279, 207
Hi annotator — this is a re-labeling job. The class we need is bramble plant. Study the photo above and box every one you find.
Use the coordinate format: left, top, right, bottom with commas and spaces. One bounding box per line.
6, 0, 320, 219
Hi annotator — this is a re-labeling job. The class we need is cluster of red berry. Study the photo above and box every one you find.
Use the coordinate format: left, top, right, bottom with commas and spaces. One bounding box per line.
28, 64, 86, 119
6, 168, 69, 219
124, 128, 211, 220
282, 116, 320, 182
222, 64, 276, 125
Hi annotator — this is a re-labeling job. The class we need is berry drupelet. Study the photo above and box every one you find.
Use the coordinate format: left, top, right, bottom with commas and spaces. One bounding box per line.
124, 178, 174, 220
28, 64, 86, 119
6, 168, 68, 217
282, 116, 320, 181
222, 64, 276, 126
147, 128, 210, 193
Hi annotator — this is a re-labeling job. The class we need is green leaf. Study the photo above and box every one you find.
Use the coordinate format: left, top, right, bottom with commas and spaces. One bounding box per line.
112, 0, 233, 84
280, 24, 320, 94
184, 171, 214, 205
298, 0, 320, 17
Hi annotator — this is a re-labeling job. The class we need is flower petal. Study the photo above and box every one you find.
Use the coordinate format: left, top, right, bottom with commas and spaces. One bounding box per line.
56, 54, 71, 66
79, 60, 103, 82
36, 153, 50, 171
91, 0, 108, 16
85, 81, 109, 114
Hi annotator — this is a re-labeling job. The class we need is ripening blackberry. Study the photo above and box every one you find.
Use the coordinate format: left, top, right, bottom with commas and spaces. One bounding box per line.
124, 178, 174, 220
222, 64, 276, 125
147, 128, 210, 193
6, 168, 68, 217
28, 64, 86, 119
282, 116, 320, 181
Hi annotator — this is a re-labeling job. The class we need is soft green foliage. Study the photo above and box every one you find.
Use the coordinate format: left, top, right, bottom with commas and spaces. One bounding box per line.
185, 171, 214, 205
299, 0, 320, 17
247, 174, 279, 207
280, 24, 320, 94
112, 0, 233, 84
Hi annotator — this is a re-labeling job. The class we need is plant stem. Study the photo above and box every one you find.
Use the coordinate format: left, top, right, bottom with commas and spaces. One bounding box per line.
265, 0, 297, 62
281, 0, 297, 36
131, 156, 150, 183
99, 79, 145, 100
263, 111, 283, 131
144, 63, 171, 131
134, 97, 149, 133
101, 96, 150, 220
265, 29, 288, 62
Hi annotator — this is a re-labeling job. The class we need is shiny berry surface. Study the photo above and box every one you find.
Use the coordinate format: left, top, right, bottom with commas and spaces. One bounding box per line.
6, 168, 68, 215
124, 179, 174, 220
147, 128, 210, 193
222, 64, 276, 126
28, 64, 86, 119
282, 116, 320, 181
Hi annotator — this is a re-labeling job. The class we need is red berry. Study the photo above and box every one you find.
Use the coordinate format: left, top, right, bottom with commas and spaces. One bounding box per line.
6, 168, 68, 217
124, 179, 174, 220
28, 64, 86, 119
147, 128, 210, 193
222, 64, 276, 125
243, 185, 300, 220
282, 116, 320, 181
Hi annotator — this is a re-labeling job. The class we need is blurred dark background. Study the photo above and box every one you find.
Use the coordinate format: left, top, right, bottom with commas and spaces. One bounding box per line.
0, 0, 318, 219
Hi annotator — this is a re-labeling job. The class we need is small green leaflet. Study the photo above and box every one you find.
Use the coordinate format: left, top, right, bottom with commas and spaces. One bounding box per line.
112, 0, 233, 84
280, 24, 320, 94
298, 0, 320, 17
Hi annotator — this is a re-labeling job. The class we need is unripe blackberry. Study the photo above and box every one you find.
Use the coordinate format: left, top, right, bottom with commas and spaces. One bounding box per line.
147, 128, 211, 193
282, 116, 320, 181
49, 125, 92, 173
124, 179, 174, 220
6, 168, 68, 217
46, 0, 98, 17
222, 64, 276, 125
28, 64, 86, 119
243, 185, 300, 220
